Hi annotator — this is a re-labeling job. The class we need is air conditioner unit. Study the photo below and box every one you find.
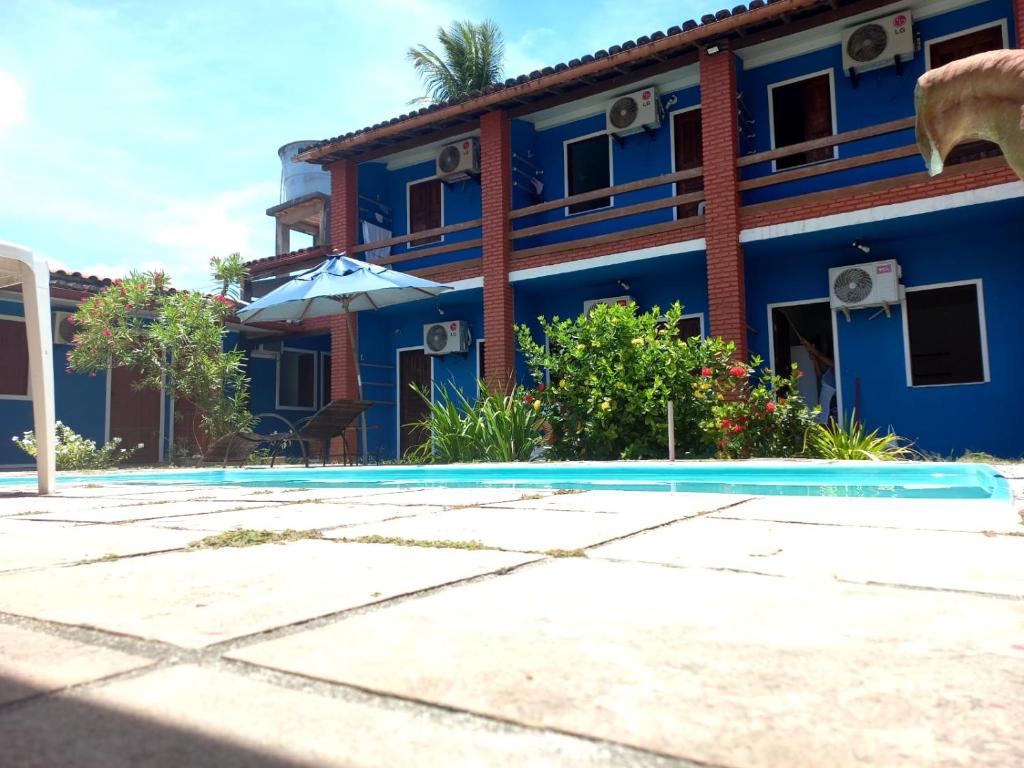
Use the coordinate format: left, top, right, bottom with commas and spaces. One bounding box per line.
423, 320, 470, 355
436, 138, 480, 182
841, 10, 914, 76
52, 311, 76, 345
582, 295, 634, 315
829, 259, 902, 319
606, 87, 662, 137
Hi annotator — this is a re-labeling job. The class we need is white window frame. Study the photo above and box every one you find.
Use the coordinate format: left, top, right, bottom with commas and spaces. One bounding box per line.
924, 19, 1008, 70
668, 104, 703, 222
765, 298, 844, 423
901, 278, 990, 389
405, 176, 445, 250
275, 347, 318, 411
0, 314, 31, 401
658, 311, 706, 338
563, 130, 615, 217
395, 344, 436, 459
767, 68, 838, 173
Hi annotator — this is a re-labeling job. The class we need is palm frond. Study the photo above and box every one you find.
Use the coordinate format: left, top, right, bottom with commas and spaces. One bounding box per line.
407, 19, 505, 104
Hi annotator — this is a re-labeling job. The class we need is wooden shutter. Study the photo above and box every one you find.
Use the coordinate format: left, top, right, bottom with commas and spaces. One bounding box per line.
409, 179, 442, 246
673, 109, 704, 218
0, 319, 29, 396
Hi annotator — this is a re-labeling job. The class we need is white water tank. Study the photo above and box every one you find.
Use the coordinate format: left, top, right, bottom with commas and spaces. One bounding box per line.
278, 141, 331, 203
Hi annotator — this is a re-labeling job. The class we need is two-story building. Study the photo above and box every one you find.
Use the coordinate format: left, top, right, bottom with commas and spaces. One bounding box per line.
244, 0, 1024, 460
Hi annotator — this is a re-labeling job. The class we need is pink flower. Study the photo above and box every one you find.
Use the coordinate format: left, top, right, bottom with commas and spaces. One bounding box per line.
65, 367, 72, 375
729, 365, 746, 378
66, 315, 75, 325
795, 369, 804, 378
101, 328, 112, 338
700, 367, 713, 378
765, 402, 777, 414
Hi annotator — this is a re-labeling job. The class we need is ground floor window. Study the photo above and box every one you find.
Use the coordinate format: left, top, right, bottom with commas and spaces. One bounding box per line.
278, 349, 316, 408
321, 353, 332, 407
0, 318, 28, 397
905, 283, 986, 386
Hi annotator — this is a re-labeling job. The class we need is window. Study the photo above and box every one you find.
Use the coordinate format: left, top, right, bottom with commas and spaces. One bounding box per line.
321, 353, 332, 406
770, 72, 836, 170
407, 178, 442, 247
657, 315, 703, 339
927, 25, 1005, 166
565, 134, 611, 214
905, 284, 986, 386
277, 349, 316, 408
0, 318, 29, 397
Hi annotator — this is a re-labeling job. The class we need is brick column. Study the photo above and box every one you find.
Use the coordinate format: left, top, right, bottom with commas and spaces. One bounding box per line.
479, 110, 516, 391
326, 158, 360, 460
1016, 0, 1024, 47
700, 44, 748, 360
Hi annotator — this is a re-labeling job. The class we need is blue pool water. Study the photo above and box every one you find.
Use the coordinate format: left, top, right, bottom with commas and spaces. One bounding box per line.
0, 462, 1011, 501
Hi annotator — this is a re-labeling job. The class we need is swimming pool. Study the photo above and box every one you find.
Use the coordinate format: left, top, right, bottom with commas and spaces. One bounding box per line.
0, 461, 1011, 502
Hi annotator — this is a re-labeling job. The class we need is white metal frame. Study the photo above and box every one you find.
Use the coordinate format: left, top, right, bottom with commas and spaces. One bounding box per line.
0, 314, 31, 400
900, 278, 990, 388
767, 68, 839, 173
562, 129, 615, 217
766, 297, 844, 422
924, 19, 1008, 70
395, 344, 436, 458
275, 347, 318, 411
405, 175, 445, 249
668, 104, 703, 222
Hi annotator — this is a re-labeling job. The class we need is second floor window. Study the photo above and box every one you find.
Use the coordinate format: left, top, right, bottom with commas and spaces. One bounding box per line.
565, 134, 611, 214
770, 72, 836, 170
408, 178, 443, 247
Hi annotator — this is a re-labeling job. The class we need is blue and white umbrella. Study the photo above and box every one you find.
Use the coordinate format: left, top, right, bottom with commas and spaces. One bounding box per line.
238, 255, 452, 460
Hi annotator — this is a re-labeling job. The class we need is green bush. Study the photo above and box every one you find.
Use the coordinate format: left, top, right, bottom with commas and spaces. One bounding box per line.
804, 413, 915, 461
405, 381, 546, 463
12, 421, 140, 470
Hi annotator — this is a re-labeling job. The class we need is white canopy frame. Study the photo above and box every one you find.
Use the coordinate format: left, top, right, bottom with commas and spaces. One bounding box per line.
0, 241, 56, 494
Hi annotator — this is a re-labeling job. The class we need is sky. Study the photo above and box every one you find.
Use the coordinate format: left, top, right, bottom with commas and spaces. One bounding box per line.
0, 0, 709, 290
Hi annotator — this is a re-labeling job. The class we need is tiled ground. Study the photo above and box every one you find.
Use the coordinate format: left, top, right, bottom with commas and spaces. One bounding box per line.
1, 475, 1022, 767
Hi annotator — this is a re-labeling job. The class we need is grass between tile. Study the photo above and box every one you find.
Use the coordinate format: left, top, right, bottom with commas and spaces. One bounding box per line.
334, 534, 490, 550
542, 548, 587, 558
189, 528, 324, 549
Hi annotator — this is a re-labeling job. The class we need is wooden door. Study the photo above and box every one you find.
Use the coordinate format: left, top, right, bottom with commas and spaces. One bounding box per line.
398, 349, 432, 458
673, 109, 704, 219
929, 26, 1005, 166
109, 366, 161, 463
408, 179, 442, 246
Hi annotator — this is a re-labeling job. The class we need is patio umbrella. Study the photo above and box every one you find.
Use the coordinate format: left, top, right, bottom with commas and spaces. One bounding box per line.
237, 255, 453, 462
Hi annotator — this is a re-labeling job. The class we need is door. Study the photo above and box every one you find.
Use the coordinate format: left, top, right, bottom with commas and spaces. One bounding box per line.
770, 302, 837, 424
109, 366, 161, 463
398, 348, 432, 457
673, 109, 704, 219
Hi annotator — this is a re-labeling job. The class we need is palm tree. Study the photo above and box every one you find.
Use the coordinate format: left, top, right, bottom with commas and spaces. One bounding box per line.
407, 20, 505, 104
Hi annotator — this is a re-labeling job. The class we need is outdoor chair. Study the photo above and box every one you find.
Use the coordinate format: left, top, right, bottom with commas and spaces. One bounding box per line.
267, 399, 373, 467
199, 413, 305, 468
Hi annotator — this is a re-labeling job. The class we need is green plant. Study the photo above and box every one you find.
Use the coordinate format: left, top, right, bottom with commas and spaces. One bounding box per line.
12, 421, 140, 470
407, 19, 504, 104
405, 380, 546, 463
803, 413, 915, 461
189, 528, 323, 549
66, 255, 254, 451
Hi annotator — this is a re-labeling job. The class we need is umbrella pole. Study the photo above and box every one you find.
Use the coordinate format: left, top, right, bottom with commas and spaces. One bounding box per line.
345, 309, 369, 465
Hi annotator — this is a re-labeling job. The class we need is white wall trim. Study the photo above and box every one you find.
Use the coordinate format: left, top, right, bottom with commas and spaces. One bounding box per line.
275, 347, 318, 411
765, 298, 844, 424
0, 313, 30, 400
900, 278, 990, 388
509, 237, 706, 283
447, 276, 484, 292
739, 180, 1024, 243
924, 18, 1008, 70
395, 345, 435, 459
405, 175, 445, 249
563, 130, 614, 217
767, 68, 838, 173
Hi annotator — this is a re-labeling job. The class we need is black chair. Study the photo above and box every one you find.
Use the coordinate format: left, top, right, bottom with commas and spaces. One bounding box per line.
267, 399, 373, 467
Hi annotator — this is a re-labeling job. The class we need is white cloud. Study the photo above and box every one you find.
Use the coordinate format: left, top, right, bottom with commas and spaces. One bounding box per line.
0, 70, 27, 139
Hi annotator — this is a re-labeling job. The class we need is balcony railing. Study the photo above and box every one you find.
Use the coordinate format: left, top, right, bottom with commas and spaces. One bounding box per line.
349, 219, 483, 267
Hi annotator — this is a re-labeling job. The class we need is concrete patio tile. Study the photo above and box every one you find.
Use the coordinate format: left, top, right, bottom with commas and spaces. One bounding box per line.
0, 494, 147, 517
0, 523, 198, 572
141, 502, 430, 533
355, 487, 558, 507
490, 489, 750, 515
593, 516, 1024, 597
17, 499, 280, 524
710, 496, 1022, 533
0, 541, 533, 648
324, 504, 703, 552
232, 558, 1024, 767
0, 624, 152, 706
0, 664, 671, 768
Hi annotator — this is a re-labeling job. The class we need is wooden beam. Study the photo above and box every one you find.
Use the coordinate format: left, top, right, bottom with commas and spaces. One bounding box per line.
738, 117, 915, 167
350, 218, 481, 253
512, 217, 703, 261
372, 238, 483, 266
738, 145, 920, 192
510, 192, 705, 240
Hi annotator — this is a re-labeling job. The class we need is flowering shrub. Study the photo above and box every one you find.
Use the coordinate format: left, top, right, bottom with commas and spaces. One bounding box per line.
12, 421, 139, 470
66, 255, 254, 449
702, 358, 820, 459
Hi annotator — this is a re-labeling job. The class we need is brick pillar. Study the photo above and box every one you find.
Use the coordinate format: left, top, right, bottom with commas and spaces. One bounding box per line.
479, 110, 516, 391
700, 44, 748, 360
1016, 0, 1024, 47
326, 159, 360, 460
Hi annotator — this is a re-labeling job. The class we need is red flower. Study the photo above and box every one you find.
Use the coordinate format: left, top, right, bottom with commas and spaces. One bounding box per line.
66, 315, 75, 325
101, 328, 112, 338
729, 365, 746, 378
65, 367, 72, 375
112, 278, 122, 286
732, 424, 744, 433
721, 418, 732, 428
524, 394, 534, 404
700, 367, 713, 378
765, 402, 777, 414
795, 369, 804, 378
537, 383, 546, 393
